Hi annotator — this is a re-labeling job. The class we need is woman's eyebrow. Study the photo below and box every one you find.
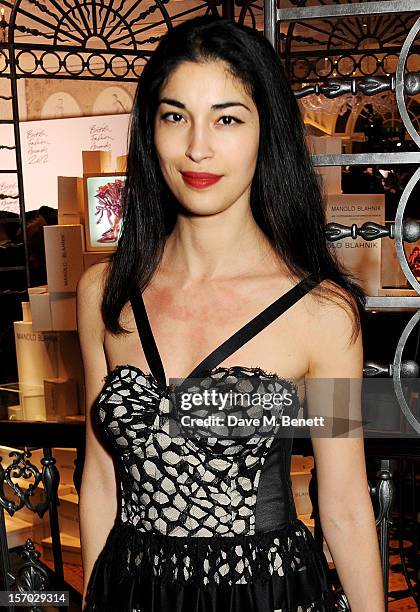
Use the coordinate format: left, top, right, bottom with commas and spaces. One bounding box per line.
158, 98, 251, 112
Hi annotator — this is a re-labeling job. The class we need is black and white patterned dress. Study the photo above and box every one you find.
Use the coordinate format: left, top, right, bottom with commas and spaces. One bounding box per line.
83, 273, 335, 612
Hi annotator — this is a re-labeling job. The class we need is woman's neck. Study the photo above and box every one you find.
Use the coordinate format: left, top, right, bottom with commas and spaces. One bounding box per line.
160, 213, 278, 282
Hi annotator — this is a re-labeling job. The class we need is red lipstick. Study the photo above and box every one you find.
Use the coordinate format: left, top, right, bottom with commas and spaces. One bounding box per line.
181, 171, 222, 189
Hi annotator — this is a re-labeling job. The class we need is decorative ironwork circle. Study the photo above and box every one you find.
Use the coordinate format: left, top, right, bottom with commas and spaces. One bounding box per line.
292, 57, 311, 80
337, 55, 356, 77
40, 51, 61, 75
133, 56, 146, 78
288, 50, 419, 83
87, 53, 107, 77
359, 53, 379, 76
64, 52, 84, 76
315, 56, 334, 78
396, 17, 420, 146
393, 308, 420, 434
15, 50, 38, 75
382, 53, 399, 75
407, 53, 420, 72
110, 55, 129, 78
0, 50, 9, 73
283, 1, 418, 83
394, 166, 420, 294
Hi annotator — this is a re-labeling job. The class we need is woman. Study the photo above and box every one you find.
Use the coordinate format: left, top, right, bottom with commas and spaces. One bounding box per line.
77, 15, 385, 612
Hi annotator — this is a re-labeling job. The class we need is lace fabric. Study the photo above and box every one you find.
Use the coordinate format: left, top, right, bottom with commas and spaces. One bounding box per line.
95, 366, 299, 538
104, 517, 328, 587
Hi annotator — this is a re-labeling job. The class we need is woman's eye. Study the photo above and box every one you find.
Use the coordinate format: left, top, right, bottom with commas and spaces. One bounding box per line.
218, 115, 242, 126
162, 112, 184, 123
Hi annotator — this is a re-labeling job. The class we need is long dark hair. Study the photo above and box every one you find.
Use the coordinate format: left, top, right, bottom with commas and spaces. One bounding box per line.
101, 14, 366, 344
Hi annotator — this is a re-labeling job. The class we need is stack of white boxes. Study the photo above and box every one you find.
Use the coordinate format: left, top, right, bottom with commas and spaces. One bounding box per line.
29, 150, 118, 334
15, 150, 121, 421
8, 151, 125, 564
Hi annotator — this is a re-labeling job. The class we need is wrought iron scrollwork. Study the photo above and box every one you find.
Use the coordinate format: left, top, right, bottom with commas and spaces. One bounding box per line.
12, 539, 50, 612
279, 0, 419, 85
325, 218, 420, 243
364, 360, 419, 378
326, 221, 391, 242
0, 448, 61, 612
295, 72, 420, 100
0, 449, 59, 518
0, 0, 263, 81
369, 465, 395, 528
368, 460, 396, 603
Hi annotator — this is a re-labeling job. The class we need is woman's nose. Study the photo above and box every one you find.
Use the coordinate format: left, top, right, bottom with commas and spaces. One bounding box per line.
185, 125, 213, 163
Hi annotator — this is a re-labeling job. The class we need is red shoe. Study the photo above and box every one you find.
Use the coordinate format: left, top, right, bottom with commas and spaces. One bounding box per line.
97, 224, 120, 243
97, 234, 117, 243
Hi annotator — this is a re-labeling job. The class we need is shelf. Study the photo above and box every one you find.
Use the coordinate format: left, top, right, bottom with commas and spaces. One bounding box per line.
365, 296, 420, 311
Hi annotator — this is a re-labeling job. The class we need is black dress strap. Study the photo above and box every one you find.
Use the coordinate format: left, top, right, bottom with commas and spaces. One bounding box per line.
130, 287, 167, 387
130, 272, 325, 387
187, 272, 324, 380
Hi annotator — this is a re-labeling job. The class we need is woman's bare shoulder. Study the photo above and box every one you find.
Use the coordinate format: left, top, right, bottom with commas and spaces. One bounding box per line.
305, 277, 357, 314
76, 261, 111, 333
303, 277, 361, 349
77, 261, 110, 300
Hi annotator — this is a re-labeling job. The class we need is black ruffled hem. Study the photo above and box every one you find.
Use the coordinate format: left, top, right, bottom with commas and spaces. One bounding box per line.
83, 519, 335, 612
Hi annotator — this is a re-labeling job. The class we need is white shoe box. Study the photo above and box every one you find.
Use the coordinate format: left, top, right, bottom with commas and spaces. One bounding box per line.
325, 193, 385, 296
28, 286, 52, 331
41, 532, 81, 565
50, 293, 76, 330
26, 448, 77, 488
57, 490, 80, 539
116, 155, 127, 173
57, 176, 83, 223
14, 320, 60, 384
82, 150, 112, 174
21, 387, 46, 420
44, 224, 85, 293
5, 514, 33, 548
13, 321, 84, 415
28, 289, 77, 332
51, 448, 78, 486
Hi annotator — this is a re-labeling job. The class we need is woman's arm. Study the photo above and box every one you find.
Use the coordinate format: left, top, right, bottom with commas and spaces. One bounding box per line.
76, 262, 118, 609
305, 284, 385, 611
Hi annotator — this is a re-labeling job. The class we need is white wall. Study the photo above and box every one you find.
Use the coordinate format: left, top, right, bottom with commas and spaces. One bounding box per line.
0, 113, 130, 213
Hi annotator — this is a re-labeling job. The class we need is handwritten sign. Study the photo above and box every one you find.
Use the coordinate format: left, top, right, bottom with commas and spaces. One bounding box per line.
26, 128, 51, 165
0, 113, 129, 213
0, 180, 18, 210
89, 123, 114, 152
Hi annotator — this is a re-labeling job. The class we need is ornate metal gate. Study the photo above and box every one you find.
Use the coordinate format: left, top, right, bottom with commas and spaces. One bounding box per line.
266, 2, 420, 609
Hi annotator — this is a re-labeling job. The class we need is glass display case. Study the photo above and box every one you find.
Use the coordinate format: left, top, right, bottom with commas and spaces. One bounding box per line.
0, 381, 45, 421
